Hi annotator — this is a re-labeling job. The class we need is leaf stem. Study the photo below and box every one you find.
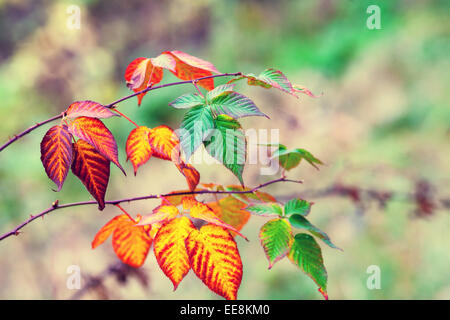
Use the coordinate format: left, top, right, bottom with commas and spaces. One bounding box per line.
114, 204, 137, 223
112, 108, 139, 128
191, 79, 204, 98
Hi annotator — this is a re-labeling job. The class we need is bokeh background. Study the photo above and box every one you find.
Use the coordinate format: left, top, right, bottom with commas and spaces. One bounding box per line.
0, 0, 449, 299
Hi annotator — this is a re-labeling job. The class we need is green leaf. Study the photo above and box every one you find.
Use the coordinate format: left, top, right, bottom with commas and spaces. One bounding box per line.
169, 93, 205, 109
246, 203, 283, 216
229, 68, 296, 96
259, 218, 293, 269
284, 198, 312, 216
179, 106, 214, 159
204, 115, 246, 185
272, 145, 323, 171
209, 92, 268, 119
288, 233, 328, 299
293, 148, 324, 169
206, 84, 235, 101
289, 214, 341, 250
252, 69, 295, 95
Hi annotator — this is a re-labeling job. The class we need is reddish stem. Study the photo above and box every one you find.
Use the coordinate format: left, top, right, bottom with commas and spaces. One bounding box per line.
114, 204, 137, 223
112, 109, 139, 128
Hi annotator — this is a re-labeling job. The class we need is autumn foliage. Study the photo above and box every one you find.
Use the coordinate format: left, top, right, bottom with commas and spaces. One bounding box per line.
36, 50, 338, 300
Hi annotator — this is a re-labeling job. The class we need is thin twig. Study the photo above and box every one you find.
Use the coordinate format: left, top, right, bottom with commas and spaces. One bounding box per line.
0, 72, 242, 153
0, 177, 301, 242
0, 114, 64, 152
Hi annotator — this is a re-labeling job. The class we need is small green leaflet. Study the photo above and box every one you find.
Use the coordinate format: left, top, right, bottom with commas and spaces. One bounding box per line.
288, 233, 328, 300
209, 92, 268, 119
179, 105, 214, 159
169, 92, 205, 109
204, 115, 246, 185
206, 84, 235, 101
246, 203, 283, 216
289, 214, 341, 251
229, 68, 297, 97
284, 198, 312, 216
259, 219, 293, 269
272, 144, 323, 171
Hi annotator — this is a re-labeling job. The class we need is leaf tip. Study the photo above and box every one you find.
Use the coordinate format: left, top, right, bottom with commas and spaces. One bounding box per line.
318, 288, 328, 300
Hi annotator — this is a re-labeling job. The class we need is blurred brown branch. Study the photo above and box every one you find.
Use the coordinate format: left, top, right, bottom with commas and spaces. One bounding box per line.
71, 261, 149, 300
286, 179, 450, 217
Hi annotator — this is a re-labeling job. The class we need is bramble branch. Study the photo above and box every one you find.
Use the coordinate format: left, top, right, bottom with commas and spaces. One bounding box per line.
0, 72, 242, 153
0, 177, 301, 242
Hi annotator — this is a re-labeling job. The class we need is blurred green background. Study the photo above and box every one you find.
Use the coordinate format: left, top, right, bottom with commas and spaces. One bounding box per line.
0, 0, 449, 299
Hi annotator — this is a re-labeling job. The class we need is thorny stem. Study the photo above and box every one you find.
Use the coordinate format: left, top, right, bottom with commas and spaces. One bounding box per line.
0, 177, 301, 242
0, 72, 242, 153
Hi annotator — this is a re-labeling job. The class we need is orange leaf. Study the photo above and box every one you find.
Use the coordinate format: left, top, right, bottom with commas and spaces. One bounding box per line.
40, 125, 73, 191
71, 140, 110, 210
65, 100, 118, 119
138, 204, 179, 226
207, 196, 250, 235
189, 200, 247, 240
226, 185, 277, 203
176, 162, 200, 191
92, 215, 129, 249
181, 196, 197, 210
68, 116, 125, 174
112, 215, 152, 267
92, 214, 152, 268
153, 217, 196, 290
148, 125, 179, 160
162, 190, 204, 207
160, 50, 219, 91
170, 50, 219, 73
124, 57, 164, 105
149, 222, 163, 239
126, 126, 153, 175
185, 224, 243, 300
151, 53, 176, 72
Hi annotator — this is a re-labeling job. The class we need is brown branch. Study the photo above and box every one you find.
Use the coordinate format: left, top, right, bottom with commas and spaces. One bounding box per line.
0, 177, 301, 242
70, 261, 149, 300
0, 72, 242, 153
281, 182, 450, 216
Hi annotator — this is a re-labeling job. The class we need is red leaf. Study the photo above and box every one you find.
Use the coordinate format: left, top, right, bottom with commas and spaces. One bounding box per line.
71, 139, 110, 210
65, 100, 118, 119
125, 126, 153, 175
124, 57, 164, 105
159, 50, 219, 91
68, 116, 125, 175
40, 125, 73, 191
